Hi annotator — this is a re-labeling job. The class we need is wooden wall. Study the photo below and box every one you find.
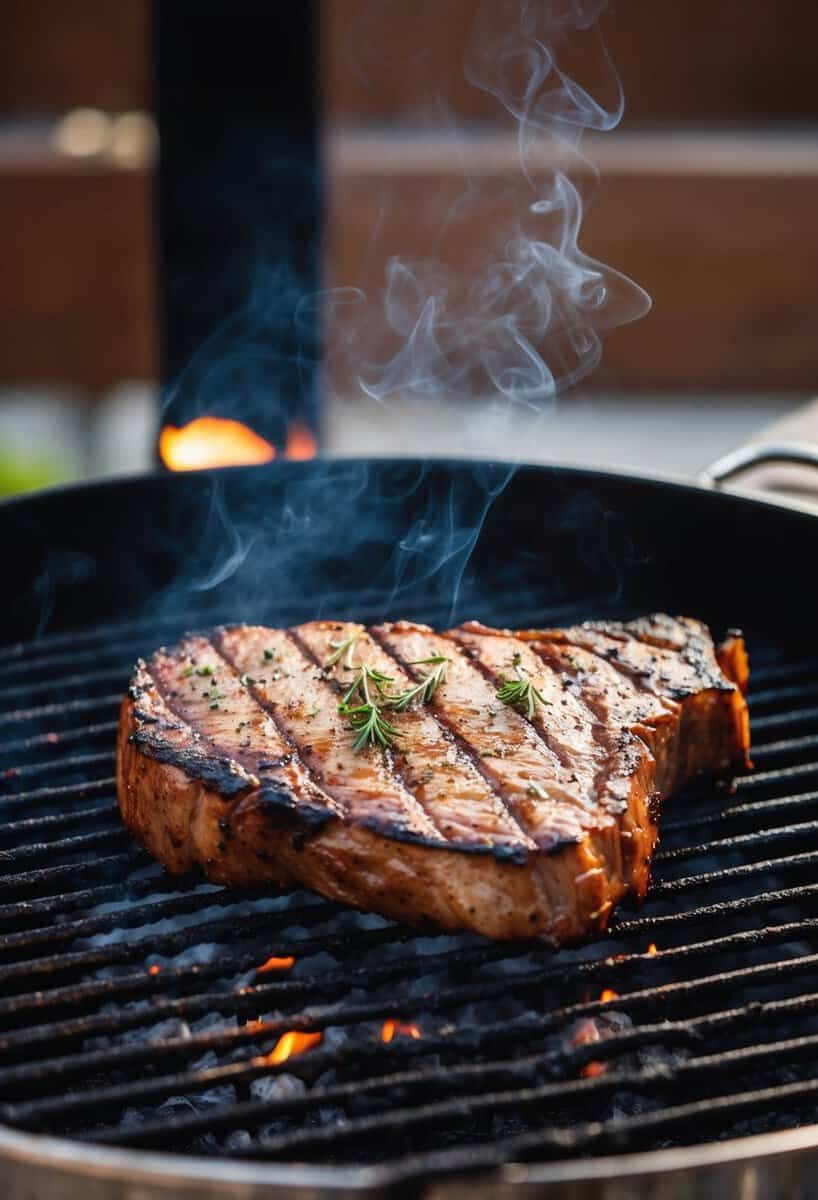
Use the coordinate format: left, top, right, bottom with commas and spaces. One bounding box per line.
1, 0, 818, 391
325, 0, 818, 123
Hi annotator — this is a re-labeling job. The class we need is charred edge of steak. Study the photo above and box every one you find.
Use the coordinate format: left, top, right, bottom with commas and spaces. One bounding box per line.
354, 817, 534, 862
255, 785, 335, 837
129, 693, 537, 864
128, 730, 254, 799
587, 616, 738, 697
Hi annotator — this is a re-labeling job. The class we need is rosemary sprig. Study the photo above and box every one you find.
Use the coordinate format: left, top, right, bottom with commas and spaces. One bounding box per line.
339, 663, 400, 750
323, 633, 361, 670
389, 656, 450, 710
344, 702, 402, 751
496, 662, 549, 720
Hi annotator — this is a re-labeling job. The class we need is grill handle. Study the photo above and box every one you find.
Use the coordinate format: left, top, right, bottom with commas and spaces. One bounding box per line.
698, 441, 818, 487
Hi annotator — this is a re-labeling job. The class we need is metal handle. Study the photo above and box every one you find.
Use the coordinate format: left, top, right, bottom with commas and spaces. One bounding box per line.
698, 441, 818, 487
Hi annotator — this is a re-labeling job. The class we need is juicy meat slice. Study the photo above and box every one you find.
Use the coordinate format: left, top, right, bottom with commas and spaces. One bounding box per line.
117, 614, 750, 942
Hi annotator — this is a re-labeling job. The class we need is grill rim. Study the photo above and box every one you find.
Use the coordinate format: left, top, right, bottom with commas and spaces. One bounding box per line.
5, 1112, 818, 1197
3, 458, 818, 1196
1, 455, 818, 524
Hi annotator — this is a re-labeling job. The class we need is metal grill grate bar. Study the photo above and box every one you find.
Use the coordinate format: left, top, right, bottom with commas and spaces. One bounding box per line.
654, 818, 818, 864
662, 789, 818, 835
0, 695, 122, 730
0, 722, 118, 758
0, 752, 113, 786
0, 850, 148, 898
0, 669, 127, 706
0, 779, 116, 818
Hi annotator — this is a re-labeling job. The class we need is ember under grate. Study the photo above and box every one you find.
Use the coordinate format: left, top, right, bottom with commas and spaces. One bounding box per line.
2, 606, 818, 1177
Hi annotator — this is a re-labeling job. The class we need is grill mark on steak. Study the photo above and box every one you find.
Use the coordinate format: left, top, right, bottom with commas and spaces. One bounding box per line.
541, 617, 735, 706
447, 624, 609, 786
369, 624, 539, 848
126, 660, 257, 798
215, 625, 442, 846
532, 627, 681, 709
296, 622, 535, 859
527, 617, 750, 794
286, 622, 447, 844
151, 635, 340, 832
368, 622, 570, 924
525, 638, 667, 881
448, 624, 635, 830
447, 623, 662, 908
374, 622, 605, 853
595, 615, 738, 695
527, 640, 671, 738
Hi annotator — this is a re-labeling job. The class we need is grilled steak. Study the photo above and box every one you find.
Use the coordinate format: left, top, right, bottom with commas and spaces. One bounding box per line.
117, 615, 750, 942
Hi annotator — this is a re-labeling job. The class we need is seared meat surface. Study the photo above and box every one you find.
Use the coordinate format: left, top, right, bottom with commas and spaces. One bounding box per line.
117, 615, 750, 942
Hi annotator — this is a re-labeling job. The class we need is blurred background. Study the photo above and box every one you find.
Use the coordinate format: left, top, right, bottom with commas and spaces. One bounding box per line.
1, 0, 817, 496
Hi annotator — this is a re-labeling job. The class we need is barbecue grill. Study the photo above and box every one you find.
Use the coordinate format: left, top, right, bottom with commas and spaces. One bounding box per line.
1, 456, 818, 1198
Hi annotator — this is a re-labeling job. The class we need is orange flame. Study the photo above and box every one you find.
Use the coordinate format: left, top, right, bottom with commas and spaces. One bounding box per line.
159, 417, 275, 471
380, 1019, 422, 1043
148, 964, 161, 976
599, 988, 619, 1003
262, 1030, 322, 1065
580, 1060, 608, 1078
257, 955, 295, 974
570, 1019, 600, 1048
285, 421, 318, 460
646, 942, 658, 956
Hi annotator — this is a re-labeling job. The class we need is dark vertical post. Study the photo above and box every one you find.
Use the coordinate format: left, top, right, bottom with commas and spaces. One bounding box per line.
153, 0, 321, 451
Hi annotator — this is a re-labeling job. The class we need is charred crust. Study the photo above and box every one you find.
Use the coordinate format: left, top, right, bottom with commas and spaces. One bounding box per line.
132, 707, 161, 725
256, 785, 333, 833
353, 814, 532, 863
130, 731, 253, 798
258, 755, 293, 770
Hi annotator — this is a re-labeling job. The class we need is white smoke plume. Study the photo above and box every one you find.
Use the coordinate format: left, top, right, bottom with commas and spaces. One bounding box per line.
335, 0, 650, 407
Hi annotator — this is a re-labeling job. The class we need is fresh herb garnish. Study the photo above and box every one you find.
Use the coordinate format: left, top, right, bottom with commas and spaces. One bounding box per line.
496, 663, 549, 719
196, 665, 215, 677
323, 632, 361, 670
389, 656, 450, 710
182, 666, 195, 678
239, 673, 256, 687
263, 648, 275, 661
325, 642, 449, 751
339, 663, 400, 751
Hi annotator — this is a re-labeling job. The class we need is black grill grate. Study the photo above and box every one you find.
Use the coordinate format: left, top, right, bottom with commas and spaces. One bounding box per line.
1, 610, 818, 1175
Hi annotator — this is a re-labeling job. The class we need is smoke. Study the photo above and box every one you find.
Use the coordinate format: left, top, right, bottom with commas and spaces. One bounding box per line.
155, 459, 521, 627
336, 0, 650, 409
151, 0, 650, 621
